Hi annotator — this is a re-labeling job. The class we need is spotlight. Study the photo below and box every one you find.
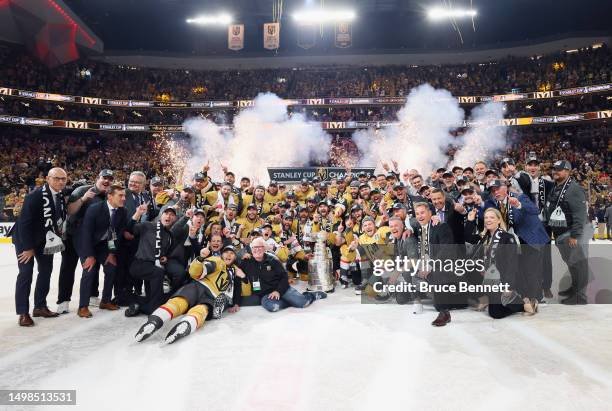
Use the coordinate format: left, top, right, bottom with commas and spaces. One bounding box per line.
186, 13, 233, 25
292, 9, 356, 23
427, 8, 477, 20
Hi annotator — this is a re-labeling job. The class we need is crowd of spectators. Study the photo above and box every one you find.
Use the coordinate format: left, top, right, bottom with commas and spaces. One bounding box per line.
1, 43, 610, 102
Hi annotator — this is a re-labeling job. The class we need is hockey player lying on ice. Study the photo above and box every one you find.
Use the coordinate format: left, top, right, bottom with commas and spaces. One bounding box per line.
134, 245, 245, 344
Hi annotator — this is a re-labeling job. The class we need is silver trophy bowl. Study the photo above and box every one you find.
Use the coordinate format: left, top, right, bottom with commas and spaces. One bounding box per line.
307, 231, 335, 292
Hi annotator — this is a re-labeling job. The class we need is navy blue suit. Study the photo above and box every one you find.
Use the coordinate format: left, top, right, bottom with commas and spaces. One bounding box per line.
12, 187, 62, 314
483, 193, 549, 299
77, 201, 130, 308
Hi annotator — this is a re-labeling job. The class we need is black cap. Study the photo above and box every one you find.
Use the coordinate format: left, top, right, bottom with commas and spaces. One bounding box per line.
150, 176, 163, 186
193, 208, 206, 216
283, 212, 294, 219
98, 169, 114, 178
501, 157, 515, 166
349, 180, 360, 188
255, 185, 266, 191
162, 206, 177, 215
461, 185, 475, 194
442, 171, 454, 178
385, 172, 396, 179
418, 185, 431, 194
225, 203, 238, 210
488, 179, 505, 189
318, 199, 329, 206
552, 160, 572, 171
246, 203, 258, 210
318, 182, 328, 189
456, 176, 469, 185
312, 176, 321, 183
301, 178, 309, 185
393, 182, 406, 190
526, 155, 540, 165
350, 204, 362, 212
251, 228, 262, 236
269, 180, 278, 186
485, 169, 499, 177
285, 190, 296, 198
182, 186, 195, 192
307, 197, 316, 203
261, 223, 273, 230
221, 245, 236, 254
392, 202, 406, 210
463, 167, 474, 173
193, 172, 206, 181
298, 205, 308, 213
452, 166, 463, 173
436, 167, 447, 173
370, 188, 380, 194
358, 183, 370, 190
278, 201, 290, 208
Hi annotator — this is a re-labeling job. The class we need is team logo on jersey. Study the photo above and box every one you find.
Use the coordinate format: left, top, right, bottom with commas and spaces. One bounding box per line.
215, 270, 231, 291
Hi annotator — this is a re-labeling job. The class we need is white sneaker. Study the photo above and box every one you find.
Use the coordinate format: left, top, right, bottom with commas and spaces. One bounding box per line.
89, 297, 101, 307
56, 301, 69, 314
412, 302, 423, 314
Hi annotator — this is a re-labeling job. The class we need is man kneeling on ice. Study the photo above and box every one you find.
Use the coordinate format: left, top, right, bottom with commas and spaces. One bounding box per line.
134, 245, 245, 344
240, 237, 327, 312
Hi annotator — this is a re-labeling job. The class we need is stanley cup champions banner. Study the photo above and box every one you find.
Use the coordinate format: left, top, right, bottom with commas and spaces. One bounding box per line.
335, 22, 352, 48
263, 22, 280, 50
228, 24, 244, 51
297, 23, 316, 50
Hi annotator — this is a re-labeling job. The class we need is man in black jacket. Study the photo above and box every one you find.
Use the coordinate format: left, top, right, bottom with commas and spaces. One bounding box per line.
412, 202, 464, 327
12, 167, 68, 326
124, 205, 177, 316
429, 188, 466, 246
76, 184, 130, 318
546, 160, 590, 304
57, 169, 113, 314
240, 237, 326, 312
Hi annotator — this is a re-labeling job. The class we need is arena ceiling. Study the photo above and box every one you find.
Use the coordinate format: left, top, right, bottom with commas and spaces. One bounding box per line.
64, 0, 612, 56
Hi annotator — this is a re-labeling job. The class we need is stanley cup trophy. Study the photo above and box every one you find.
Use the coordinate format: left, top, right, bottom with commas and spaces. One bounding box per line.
307, 231, 335, 293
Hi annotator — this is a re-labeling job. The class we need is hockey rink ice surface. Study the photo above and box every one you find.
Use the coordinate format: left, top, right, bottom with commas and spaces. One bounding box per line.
1, 243, 611, 411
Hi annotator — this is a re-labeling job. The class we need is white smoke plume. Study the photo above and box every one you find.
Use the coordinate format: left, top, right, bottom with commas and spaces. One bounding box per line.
183, 93, 331, 184
353, 84, 464, 176
453, 102, 507, 168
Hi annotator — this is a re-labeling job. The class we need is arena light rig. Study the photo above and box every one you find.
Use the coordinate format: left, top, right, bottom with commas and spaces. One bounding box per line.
186, 13, 233, 25
426, 8, 477, 21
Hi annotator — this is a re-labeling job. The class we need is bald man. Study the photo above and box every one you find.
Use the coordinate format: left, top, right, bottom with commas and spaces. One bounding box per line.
11, 168, 68, 326
239, 237, 327, 312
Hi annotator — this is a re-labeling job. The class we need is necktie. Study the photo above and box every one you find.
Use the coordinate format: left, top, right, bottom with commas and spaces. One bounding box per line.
111, 208, 118, 230
438, 210, 445, 223
54, 193, 61, 215
499, 201, 507, 221
421, 225, 428, 257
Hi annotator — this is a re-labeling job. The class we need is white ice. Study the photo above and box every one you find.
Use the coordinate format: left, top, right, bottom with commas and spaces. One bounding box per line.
0, 243, 611, 411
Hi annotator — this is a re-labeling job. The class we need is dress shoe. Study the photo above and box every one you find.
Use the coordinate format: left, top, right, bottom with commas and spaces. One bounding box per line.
32, 307, 60, 318
99, 302, 120, 311
77, 307, 93, 318
431, 310, 451, 327
124, 303, 141, 317
19, 314, 35, 327
561, 294, 587, 305
558, 287, 574, 297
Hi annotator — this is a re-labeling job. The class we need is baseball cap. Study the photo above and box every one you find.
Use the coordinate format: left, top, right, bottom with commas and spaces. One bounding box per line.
463, 167, 474, 173
225, 203, 238, 210
501, 157, 515, 166
442, 171, 454, 178
301, 178, 309, 185
358, 183, 370, 190
193, 208, 206, 216
221, 245, 236, 254
98, 169, 114, 178
526, 155, 540, 164
418, 185, 431, 194
385, 172, 396, 179
261, 223, 273, 230
452, 166, 463, 173
349, 180, 360, 188
269, 180, 278, 187
283, 212, 294, 219
488, 179, 505, 189
436, 167, 447, 173
350, 204, 362, 212
193, 172, 206, 181
162, 206, 177, 215
392, 202, 406, 210
393, 182, 406, 190
552, 160, 572, 171
485, 169, 500, 177
150, 176, 163, 186
246, 203, 258, 210
182, 186, 195, 193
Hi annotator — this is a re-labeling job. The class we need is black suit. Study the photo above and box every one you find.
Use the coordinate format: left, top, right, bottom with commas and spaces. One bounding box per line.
77, 201, 130, 308
414, 222, 465, 312
434, 199, 465, 245
12, 186, 62, 314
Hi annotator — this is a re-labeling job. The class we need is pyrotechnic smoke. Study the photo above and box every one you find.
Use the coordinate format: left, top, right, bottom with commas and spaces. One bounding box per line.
453, 102, 507, 167
353, 84, 464, 175
183, 93, 331, 184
